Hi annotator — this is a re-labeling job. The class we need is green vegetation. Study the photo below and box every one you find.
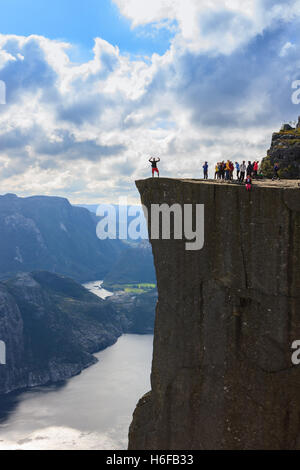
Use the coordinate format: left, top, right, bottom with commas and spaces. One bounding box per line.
124, 283, 156, 294
278, 165, 295, 178
260, 155, 273, 178
283, 139, 300, 145
260, 155, 298, 179
277, 128, 300, 135
104, 282, 156, 294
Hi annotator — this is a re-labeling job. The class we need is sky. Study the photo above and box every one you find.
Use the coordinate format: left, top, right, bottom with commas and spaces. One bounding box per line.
0, 0, 300, 203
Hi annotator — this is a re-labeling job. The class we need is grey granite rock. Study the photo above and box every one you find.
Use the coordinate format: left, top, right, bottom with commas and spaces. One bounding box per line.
129, 178, 300, 450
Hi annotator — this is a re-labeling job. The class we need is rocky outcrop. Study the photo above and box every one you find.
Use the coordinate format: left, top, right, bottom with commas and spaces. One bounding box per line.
129, 178, 300, 450
0, 271, 154, 395
261, 118, 300, 178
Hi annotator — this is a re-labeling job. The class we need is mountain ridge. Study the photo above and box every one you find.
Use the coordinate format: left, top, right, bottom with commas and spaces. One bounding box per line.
0, 193, 124, 282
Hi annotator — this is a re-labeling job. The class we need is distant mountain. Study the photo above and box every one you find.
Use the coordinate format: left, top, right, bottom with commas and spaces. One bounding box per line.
0, 271, 155, 395
0, 194, 124, 282
76, 203, 143, 215
75, 204, 100, 213
104, 288, 157, 335
103, 241, 156, 288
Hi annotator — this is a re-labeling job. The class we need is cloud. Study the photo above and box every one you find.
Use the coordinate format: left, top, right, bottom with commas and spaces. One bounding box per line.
0, 35, 58, 102
113, 0, 300, 54
34, 129, 126, 161
0, 3, 299, 202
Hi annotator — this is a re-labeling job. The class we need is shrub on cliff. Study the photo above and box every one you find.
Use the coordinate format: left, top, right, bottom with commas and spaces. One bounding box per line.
261, 155, 297, 179
260, 155, 273, 178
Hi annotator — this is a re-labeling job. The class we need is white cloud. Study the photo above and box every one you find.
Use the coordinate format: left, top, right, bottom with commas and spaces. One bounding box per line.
113, 0, 300, 55
279, 41, 296, 57
0, 2, 299, 203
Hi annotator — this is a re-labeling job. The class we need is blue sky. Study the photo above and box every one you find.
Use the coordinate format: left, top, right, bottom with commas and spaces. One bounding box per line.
0, 0, 174, 59
0, 0, 299, 203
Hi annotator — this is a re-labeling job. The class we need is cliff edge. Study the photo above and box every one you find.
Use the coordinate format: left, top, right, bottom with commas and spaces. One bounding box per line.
129, 178, 300, 450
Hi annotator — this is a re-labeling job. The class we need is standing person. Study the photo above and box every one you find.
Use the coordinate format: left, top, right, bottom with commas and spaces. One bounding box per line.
253, 161, 258, 178
272, 162, 280, 180
149, 157, 160, 177
218, 162, 222, 179
221, 161, 225, 180
203, 161, 208, 180
247, 161, 253, 176
229, 161, 234, 180
225, 160, 230, 180
215, 163, 219, 179
235, 162, 240, 180
239, 161, 246, 182
245, 174, 252, 191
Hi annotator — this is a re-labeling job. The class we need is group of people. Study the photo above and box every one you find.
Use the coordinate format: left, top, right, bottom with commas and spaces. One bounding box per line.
212, 160, 260, 183
149, 157, 280, 191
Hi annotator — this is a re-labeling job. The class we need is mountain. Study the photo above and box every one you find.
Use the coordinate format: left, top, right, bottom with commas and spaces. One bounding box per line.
77, 203, 148, 241
0, 194, 124, 282
75, 204, 100, 213
0, 271, 155, 395
104, 288, 157, 335
129, 177, 300, 450
103, 241, 156, 289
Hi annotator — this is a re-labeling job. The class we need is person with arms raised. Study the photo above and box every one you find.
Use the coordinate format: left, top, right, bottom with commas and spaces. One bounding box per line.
149, 157, 160, 178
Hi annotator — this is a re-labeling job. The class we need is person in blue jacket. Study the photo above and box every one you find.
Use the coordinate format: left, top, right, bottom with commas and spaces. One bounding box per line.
272, 162, 280, 180
235, 162, 240, 180
203, 162, 208, 180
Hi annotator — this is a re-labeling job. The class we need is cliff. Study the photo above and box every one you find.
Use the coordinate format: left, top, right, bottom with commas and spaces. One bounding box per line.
129, 178, 300, 450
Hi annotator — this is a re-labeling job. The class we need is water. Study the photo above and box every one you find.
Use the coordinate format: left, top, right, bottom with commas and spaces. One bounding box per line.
82, 280, 114, 300
0, 280, 154, 449
0, 334, 153, 450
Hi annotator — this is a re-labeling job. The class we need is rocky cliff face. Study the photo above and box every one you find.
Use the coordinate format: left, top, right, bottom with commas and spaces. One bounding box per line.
261, 119, 300, 178
129, 178, 300, 450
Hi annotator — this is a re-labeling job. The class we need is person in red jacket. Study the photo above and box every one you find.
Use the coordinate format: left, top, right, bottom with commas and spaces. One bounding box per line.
245, 174, 252, 191
253, 161, 258, 178
149, 157, 160, 177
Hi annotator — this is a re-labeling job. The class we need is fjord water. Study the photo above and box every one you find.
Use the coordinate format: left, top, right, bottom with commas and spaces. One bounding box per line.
0, 335, 153, 450
0, 281, 153, 450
